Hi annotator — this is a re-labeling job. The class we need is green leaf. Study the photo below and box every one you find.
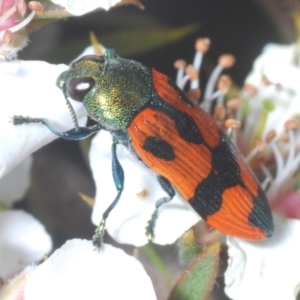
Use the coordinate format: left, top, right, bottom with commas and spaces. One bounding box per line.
27, 0, 71, 20
99, 23, 199, 56
25, 0, 71, 34
45, 21, 198, 63
169, 243, 220, 300
177, 230, 202, 266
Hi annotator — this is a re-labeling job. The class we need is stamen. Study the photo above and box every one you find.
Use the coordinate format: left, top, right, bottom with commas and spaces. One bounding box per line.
265, 129, 276, 143
3, 30, 13, 44
284, 119, 300, 130
226, 97, 241, 110
0, 10, 35, 36
28, 1, 43, 15
262, 74, 272, 86
284, 120, 300, 176
214, 104, 226, 122
186, 88, 201, 103
203, 64, 223, 104
243, 83, 258, 96
174, 59, 188, 89
202, 54, 235, 112
260, 163, 273, 190
204, 90, 223, 103
225, 118, 241, 130
266, 125, 300, 203
269, 137, 283, 183
217, 91, 224, 106
193, 38, 210, 71
185, 64, 198, 89
246, 137, 264, 162
275, 83, 282, 91
279, 132, 289, 143
174, 59, 187, 69
218, 75, 232, 95
225, 118, 241, 142
218, 54, 236, 69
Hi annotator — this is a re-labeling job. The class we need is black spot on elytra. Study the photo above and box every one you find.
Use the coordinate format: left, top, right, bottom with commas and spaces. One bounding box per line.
150, 96, 203, 144
143, 137, 175, 161
175, 112, 204, 144
189, 133, 242, 218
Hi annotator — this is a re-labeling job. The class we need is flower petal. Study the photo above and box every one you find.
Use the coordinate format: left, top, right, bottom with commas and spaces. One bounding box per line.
0, 210, 52, 280
90, 130, 200, 246
23, 239, 156, 300
243, 43, 300, 136
0, 60, 87, 179
272, 191, 300, 219
225, 213, 300, 300
0, 156, 32, 207
51, 0, 121, 15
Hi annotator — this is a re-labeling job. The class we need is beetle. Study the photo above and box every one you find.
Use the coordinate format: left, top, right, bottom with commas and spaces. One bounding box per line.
13, 49, 274, 247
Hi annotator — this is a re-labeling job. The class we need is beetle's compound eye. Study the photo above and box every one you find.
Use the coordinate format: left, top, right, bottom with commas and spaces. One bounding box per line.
66, 77, 95, 101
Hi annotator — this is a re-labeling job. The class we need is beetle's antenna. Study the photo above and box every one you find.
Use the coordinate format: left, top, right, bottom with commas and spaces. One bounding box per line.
63, 90, 79, 129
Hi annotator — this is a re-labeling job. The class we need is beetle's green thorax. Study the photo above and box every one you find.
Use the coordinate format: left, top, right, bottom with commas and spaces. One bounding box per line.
57, 53, 152, 131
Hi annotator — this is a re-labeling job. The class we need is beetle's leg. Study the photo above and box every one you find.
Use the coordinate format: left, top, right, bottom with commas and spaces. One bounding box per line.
146, 176, 175, 242
93, 142, 124, 249
12, 115, 101, 140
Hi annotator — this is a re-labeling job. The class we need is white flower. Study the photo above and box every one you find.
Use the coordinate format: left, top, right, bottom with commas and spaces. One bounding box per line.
237, 44, 300, 206
241, 43, 300, 146
0, 1, 32, 58
51, 0, 122, 15
225, 214, 300, 300
0, 210, 52, 280
0, 59, 87, 179
223, 43, 300, 300
0, 59, 88, 281
0, 148, 51, 282
0, 239, 157, 300
0, 156, 32, 207
90, 130, 201, 246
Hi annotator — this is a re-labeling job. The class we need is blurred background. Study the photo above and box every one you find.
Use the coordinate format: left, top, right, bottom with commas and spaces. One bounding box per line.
15, 0, 298, 298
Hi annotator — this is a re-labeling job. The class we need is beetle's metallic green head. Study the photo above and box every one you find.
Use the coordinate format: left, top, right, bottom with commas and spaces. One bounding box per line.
57, 49, 152, 131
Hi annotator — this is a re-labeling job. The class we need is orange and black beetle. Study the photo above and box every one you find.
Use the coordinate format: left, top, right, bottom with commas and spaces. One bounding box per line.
13, 49, 274, 247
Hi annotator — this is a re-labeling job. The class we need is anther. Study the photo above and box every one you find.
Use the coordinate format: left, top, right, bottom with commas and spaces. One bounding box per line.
218, 54, 236, 68
284, 119, 300, 130
186, 88, 201, 103
174, 59, 187, 70
214, 104, 226, 121
265, 130, 276, 143
226, 97, 241, 110
217, 75, 232, 94
225, 118, 241, 130
243, 83, 258, 96
28, 1, 44, 15
195, 38, 210, 53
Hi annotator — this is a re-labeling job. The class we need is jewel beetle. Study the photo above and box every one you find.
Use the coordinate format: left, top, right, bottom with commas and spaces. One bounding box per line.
13, 49, 274, 247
